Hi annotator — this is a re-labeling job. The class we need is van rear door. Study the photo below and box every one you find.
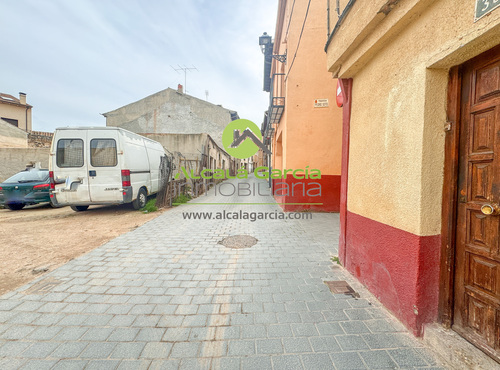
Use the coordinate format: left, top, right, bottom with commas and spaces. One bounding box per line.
54, 131, 91, 204
87, 132, 122, 203
145, 143, 164, 194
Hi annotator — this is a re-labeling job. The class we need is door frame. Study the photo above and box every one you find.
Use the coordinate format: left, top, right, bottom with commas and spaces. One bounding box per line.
438, 65, 461, 327
439, 44, 500, 331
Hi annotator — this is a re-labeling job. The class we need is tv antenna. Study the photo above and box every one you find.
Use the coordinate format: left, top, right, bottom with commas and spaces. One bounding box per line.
171, 65, 198, 93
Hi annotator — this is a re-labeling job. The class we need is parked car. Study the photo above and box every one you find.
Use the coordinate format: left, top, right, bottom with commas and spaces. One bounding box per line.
50, 127, 167, 211
0, 169, 52, 210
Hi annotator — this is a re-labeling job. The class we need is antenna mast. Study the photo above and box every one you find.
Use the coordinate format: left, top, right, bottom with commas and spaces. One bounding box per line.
171, 65, 198, 93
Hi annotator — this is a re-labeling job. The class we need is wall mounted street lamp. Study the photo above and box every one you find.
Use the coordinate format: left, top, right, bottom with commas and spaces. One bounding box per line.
259, 32, 272, 53
259, 32, 287, 63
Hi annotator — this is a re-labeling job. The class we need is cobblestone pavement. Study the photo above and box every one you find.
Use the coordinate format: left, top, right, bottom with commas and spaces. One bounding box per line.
0, 176, 445, 369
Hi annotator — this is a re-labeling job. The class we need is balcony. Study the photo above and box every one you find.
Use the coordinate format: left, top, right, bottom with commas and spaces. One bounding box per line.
264, 126, 275, 145
269, 73, 285, 124
270, 98, 284, 124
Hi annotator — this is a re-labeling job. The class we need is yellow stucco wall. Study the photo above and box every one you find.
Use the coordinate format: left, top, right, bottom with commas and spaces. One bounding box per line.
326, 0, 500, 236
0, 118, 28, 148
271, 0, 343, 175
0, 103, 32, 131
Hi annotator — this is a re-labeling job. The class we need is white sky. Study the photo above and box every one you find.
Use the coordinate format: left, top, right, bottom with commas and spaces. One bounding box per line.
0, 0, 278, 131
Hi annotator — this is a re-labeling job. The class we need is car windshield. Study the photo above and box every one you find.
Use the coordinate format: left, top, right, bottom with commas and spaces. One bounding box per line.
3, 170, 49, 183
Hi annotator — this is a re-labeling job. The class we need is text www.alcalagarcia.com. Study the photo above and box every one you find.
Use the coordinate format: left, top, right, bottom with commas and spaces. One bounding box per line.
182, 210, 313, 222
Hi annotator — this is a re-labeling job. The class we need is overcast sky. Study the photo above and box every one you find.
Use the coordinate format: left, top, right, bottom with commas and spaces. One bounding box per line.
0, 0, 277, 132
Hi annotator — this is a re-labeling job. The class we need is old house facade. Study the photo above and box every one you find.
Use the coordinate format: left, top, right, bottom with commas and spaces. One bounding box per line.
0, 92, 52, 180
0, 92, 32, 148
326, 0, 500, 363
103, 86, 238, 149
261, 0, 343, 212
103, 87, 241, 188
0, 92, 32, 132
142, 133, 236, 182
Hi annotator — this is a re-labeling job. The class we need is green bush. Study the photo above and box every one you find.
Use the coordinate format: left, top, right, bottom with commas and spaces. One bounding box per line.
173, 194, 191, 206
141, 198, 158, 213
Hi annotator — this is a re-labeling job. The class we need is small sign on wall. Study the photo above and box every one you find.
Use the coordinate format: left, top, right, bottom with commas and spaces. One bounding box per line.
475, 0, 500, 21
314, 99, 329, 108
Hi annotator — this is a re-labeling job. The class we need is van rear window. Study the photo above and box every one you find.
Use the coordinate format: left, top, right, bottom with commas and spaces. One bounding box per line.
90, 139, 117, 167
56, 139, 84, 167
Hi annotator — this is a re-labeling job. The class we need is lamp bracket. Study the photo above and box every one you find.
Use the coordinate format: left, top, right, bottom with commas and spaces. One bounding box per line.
272, 51, 287, 63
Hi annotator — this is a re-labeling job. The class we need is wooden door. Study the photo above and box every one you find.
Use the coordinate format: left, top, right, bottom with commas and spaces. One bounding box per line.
454, 46, 500, 361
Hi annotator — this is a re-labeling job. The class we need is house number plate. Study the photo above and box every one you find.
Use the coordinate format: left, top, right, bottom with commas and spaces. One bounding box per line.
475, 0, 500, 21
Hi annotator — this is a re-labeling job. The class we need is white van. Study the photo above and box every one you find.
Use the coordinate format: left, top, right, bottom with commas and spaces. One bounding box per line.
49, 127, 166, 211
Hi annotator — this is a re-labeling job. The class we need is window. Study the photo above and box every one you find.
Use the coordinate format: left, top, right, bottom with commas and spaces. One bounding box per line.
57, 139, 84, 167
90, 139, 117, 167
4, 170, 49, 183
1, 118, 18, 127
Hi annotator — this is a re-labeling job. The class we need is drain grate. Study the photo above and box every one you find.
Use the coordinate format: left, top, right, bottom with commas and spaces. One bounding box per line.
219, 235, 258, 249
23, 277, 63, 295
324, 280, 360, 298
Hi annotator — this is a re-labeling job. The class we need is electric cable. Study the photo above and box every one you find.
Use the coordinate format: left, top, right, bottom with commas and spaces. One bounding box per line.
285, 0, 296, 38
285, 0, 311, 81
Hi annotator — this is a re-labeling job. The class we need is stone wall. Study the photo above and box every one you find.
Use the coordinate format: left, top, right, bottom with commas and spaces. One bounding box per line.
0, 148, 50, 182
28, 131, 53, 148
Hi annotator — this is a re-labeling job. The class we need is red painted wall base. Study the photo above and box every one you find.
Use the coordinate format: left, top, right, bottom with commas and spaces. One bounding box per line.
272, 175, 341, 212
345, 211, 441, 336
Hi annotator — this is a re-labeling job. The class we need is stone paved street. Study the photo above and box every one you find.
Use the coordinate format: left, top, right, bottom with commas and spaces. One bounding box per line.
0, 176, 445, 369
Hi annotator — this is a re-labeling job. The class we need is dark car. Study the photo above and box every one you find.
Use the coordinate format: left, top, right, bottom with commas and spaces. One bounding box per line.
0, 169, 52, 210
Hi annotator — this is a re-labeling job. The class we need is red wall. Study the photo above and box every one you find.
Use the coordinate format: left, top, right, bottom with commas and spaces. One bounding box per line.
336, 78, 439, 336
272, 175, 341, 212
345, 211, 441, 336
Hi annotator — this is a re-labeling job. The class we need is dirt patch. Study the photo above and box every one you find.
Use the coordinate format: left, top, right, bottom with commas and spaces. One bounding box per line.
0, 203, 164, 295
218, 235, 258, 249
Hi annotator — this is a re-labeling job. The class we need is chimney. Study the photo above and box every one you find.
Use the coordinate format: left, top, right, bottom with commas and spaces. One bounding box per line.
19, 92, 26, 105
177, 84, 183, 94
233, 129, 240, 145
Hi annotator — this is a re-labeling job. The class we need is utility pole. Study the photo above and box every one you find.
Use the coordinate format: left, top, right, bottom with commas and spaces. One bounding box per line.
171, 65, 198, 93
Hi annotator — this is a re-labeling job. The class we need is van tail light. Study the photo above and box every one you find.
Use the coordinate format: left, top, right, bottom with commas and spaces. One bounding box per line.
49, 171, 55, 190
34, 184, 50, 190
121, 169, 131, 187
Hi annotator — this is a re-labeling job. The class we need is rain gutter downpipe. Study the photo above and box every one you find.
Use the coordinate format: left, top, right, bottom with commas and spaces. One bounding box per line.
327, 0, 330, 38
328, 0, 341, 38
324, 0, 357, 52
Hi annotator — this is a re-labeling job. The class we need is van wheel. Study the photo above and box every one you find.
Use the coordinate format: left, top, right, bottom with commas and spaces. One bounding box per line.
133, 188, 147, 210
70, 205, 89, 212
7, 203, 25, 211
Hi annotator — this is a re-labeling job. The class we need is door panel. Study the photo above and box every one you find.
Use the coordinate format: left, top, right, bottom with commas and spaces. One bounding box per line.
454, 47, 500, 361
475, 61, 500, 102
53, 132, 91, 205
88, 134, 122, 203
